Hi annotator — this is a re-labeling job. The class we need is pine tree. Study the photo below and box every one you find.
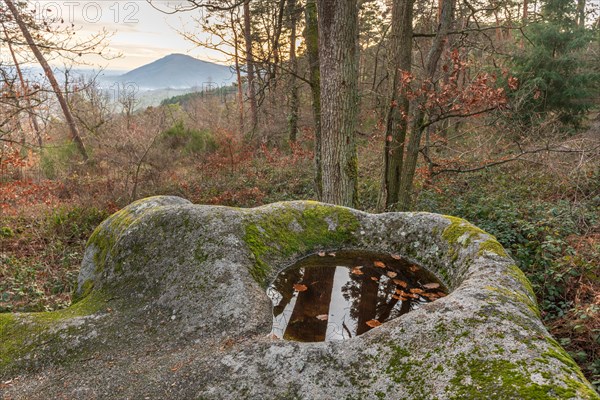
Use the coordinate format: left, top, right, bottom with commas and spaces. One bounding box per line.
510, 0, 599, 127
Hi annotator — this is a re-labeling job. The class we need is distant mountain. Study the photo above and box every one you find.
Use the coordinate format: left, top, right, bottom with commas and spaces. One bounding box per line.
110, 54, 235, 90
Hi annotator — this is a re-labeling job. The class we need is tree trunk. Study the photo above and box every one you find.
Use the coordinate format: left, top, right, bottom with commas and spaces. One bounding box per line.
577, 0, 585, 27
2, 23, 43, 147
5, 0, 88, 161
380, 0, 414, 211
317, 0, 359, 207
287, 0, 299, 144
354, 269, 381, 335
231, 10, 245, 136
304, 0, 322, 199
284, 267, 335, 342
396, 0, 454, 211
243, 0, 259, 138
271, 0, 287, 86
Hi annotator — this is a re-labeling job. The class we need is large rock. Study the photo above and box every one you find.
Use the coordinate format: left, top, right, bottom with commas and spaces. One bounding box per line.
1, 196, 597, 399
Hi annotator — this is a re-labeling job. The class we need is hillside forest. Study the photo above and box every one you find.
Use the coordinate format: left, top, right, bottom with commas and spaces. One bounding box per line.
1, 0, 599, 389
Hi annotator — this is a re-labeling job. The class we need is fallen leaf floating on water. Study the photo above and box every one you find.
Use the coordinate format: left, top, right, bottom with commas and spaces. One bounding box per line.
423, 283, 440, 289
351, 267, 364, 275
410, 288, 424, 294
409, 265, 420, 272
386, 271, 398, 278
328, 252, 336, 257
293, 283, 308, 292
370, 276, 379, 282
392, 294, 402, 300
366, 319, 382, 328
436, 292, 447, 297
393, 279, 407, 287
317, 251, 326, 257
373, 261, 386, 268
395, 289, 408, 296
391, 254, 402, 260
316, 314, 328, 321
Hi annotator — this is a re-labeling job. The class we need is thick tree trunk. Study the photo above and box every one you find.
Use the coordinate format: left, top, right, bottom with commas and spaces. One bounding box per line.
5, 0, 88, 160
396, 0, 454, 211
317, 0, 359, 207
243, 0, 259, 137
380, 0, 414, 210
287, 0, 299, 144
354, 269, 380, 335
304, 0, 322, 199
284, 267, 335, 342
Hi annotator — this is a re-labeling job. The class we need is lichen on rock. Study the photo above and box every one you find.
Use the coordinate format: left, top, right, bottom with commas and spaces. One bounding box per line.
1, 196, 597, 400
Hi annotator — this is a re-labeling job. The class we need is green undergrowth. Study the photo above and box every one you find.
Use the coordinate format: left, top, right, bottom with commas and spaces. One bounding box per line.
1, 206, 108, 312
417, 165, 600, 391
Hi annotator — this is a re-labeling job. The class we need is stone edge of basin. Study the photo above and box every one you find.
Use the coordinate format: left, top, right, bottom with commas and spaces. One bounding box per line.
1, 195, 598, 399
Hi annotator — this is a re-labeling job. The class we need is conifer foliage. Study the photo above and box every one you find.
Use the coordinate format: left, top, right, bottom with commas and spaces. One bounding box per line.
510, 0, 599, 126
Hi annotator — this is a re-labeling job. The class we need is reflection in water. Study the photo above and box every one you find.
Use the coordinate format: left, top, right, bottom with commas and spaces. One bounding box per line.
267, 251, 448, 342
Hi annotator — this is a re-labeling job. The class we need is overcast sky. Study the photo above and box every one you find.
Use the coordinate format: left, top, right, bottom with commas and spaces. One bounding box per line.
34, 1, 230, 70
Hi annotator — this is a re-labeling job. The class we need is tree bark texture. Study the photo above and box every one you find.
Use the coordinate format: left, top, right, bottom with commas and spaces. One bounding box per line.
381, 0, 414, 210
287, 0, 299, 144
317, 0, 359, 207
5, 0, 88, 160
304, 0, 323, 199
396, 0, 454, 211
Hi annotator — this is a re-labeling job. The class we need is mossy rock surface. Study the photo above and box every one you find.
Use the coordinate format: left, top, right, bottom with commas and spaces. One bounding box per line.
1, 196, 597, 399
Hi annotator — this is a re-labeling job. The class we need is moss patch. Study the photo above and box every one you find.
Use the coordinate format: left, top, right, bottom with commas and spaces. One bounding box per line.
540, 337, 599, 399
477, 238, 508, 257
506, 264, 537, 299
0, 291, 108, 370
448, 358, 584, 399
86, 207, 138, 274
442, 216, 509, 259
484, 284, 541, 319
243, 203, 360, 286
442, 216, 486, 247
72, 279, 94, 304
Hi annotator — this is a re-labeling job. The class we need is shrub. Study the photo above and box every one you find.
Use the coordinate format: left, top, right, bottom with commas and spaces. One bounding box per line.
160, 121, 217, 154
40, 142, 80, 179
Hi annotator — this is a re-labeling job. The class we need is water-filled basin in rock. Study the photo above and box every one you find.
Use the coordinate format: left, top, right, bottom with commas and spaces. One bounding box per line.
267, 250, 448, 342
